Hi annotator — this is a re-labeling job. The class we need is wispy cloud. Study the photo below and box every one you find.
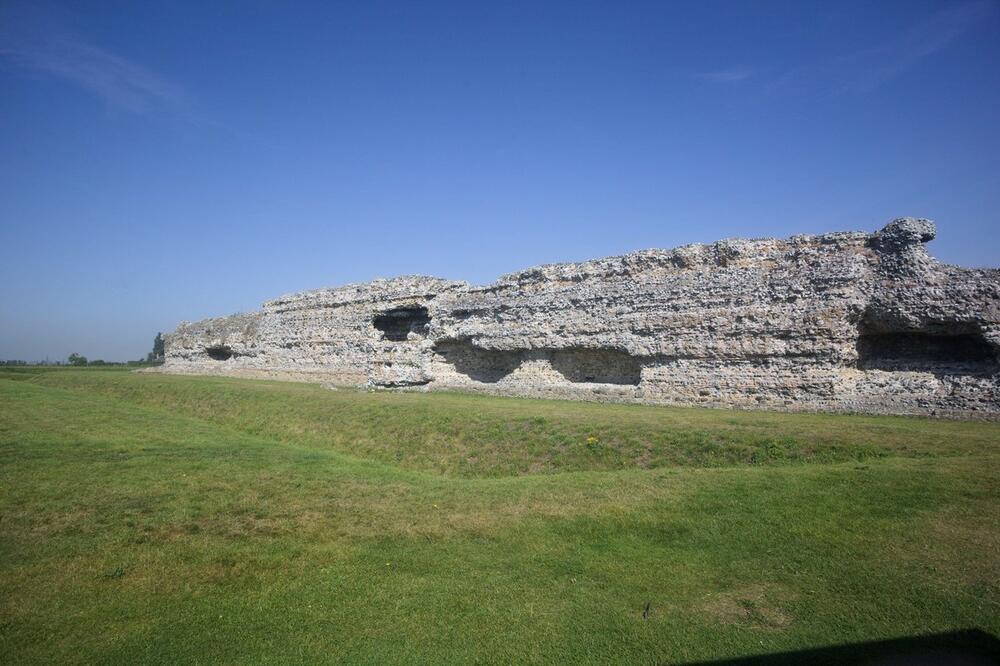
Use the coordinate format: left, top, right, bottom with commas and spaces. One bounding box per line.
837, 0, 994, 94
3, 38, 188, 115
692, 66, 754, 83
766, 1, 996, 97
696, 1, 994, 98
0, 3, 189, 117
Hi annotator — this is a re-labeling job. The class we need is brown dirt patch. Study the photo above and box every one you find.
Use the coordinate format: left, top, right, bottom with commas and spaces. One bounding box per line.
700, 584, 792, 630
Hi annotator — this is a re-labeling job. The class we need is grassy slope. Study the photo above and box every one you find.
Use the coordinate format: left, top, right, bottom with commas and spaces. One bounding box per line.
1, 370, 998, 664
27, 371, 1000, 477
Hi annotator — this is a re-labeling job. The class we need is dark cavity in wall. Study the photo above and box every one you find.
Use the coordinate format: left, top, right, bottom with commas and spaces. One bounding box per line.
434, 340, 521, 382
550, 348, 642, 385
206, 346, 234, 361
373, 306, 431, 342
435, 341, 643, 385
857, 326, 997, 375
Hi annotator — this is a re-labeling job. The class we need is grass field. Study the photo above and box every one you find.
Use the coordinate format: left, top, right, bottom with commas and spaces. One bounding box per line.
1, 368, 998, 663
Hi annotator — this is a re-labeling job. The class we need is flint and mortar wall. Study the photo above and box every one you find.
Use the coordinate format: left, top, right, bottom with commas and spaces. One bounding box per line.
162, 218, 1000, 418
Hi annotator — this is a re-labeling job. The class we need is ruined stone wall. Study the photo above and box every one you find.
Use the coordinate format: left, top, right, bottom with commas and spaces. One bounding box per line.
162, 219, 1000, 418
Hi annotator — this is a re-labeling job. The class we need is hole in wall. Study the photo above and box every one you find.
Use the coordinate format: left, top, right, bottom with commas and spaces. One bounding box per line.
373, 306, 430, 342
857, 329, 997, 375
206, 346, 234, 361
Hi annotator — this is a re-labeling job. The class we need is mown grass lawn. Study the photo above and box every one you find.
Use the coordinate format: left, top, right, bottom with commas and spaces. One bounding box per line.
1, 368, 998, 664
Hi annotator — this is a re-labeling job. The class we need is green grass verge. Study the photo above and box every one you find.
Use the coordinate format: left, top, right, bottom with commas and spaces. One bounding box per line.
27, 370, 1000, 477
1, 369, 998, 664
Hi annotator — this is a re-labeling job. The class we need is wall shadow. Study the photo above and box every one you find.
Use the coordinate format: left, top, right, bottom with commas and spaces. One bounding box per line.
681, 629, 999, 666
549, 348, 642, 385
433, 340, 521, 383
857, 331, 998, 376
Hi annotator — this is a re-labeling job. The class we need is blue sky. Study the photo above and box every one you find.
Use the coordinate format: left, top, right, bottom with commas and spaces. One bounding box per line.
2, 0, 999, 361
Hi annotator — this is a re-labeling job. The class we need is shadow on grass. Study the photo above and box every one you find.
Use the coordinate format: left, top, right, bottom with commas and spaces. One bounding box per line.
685, 629, 999, 665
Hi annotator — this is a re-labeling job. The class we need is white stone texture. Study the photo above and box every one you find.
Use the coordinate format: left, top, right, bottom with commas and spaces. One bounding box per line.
162, 219, 1000, 418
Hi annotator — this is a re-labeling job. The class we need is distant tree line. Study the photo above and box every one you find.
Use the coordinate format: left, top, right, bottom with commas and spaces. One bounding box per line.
3, 333, 166, 368
2, 358, 69, 366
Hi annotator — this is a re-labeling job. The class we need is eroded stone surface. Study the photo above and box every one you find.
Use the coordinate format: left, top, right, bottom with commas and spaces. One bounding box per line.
161, 218, 1000, 417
